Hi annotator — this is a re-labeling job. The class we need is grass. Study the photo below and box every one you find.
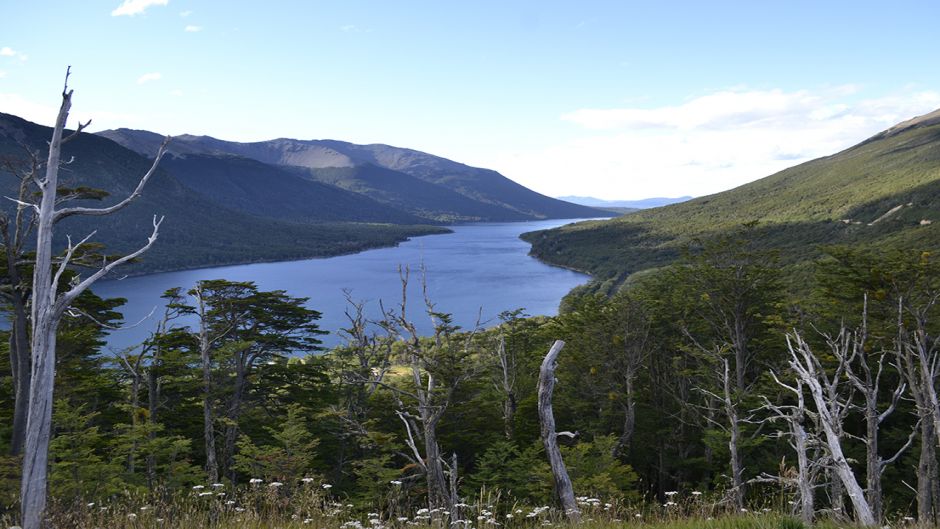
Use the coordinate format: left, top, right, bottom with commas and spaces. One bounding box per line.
4, 483, 935, 529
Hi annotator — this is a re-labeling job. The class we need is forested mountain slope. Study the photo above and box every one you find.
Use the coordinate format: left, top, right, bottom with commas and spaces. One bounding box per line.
99, 129, 607, 222
0, 114, 446, 274
523, 109, 940, 291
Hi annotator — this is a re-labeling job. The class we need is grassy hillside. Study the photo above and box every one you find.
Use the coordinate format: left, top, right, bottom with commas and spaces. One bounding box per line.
523, 109, 940, 290
0, 114, 448, 275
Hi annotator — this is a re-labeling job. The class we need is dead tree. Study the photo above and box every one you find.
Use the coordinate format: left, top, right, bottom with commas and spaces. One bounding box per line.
786, 332, 876, 526
832, 300, 915, 523
538, 340, 581, 523
1, 150, 40, 456
696, 356, 750, 510
20, 68, 167, 529
894, 296, 940, 522
494, 331, 517, 440
762, 375, 819, 526
379, 268, 481, 511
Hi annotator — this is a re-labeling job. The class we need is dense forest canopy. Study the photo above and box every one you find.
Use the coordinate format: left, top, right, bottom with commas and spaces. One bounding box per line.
2, 227, 938, 527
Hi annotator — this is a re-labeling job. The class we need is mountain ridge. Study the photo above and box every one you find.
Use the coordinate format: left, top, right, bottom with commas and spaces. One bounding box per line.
98, 129, 607, 222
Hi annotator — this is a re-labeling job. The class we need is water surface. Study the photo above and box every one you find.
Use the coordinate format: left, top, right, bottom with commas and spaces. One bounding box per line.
94, 219, 591, 351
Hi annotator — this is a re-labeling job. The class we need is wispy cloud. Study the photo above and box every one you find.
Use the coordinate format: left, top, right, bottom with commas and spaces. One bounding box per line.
1, 92, 139, 129
184, 25, 202, 32
180, 10, 192, 17
340, 24, 372, 33
169, 89, 183, 96
0, 46, 28, 61
0, 71, 7, 79
137, 72, 162, 84
111, 0, 169, 17
491, 87, 940, 199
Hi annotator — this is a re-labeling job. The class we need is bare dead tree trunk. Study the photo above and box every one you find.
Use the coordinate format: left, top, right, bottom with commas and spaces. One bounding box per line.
8, 285, 30, 456
894, 296, 940, 522
538, 340, 580, 523
494, 335, 518, 440
834, 301, 913, 523
146, 348, 159, 489
765, 373, 817, 525
696, 357, 747, 510
724, 361, 745, 511
616, 375, 636, 457
787, 332, 876, 526
116, 350, 145, 476
194, 286, 219, 484
2, 150, 40, 456
20, 69, 166, 529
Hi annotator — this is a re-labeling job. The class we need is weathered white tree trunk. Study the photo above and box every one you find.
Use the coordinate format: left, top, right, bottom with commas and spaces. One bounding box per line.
20, 71, 166, 529
786, 333, 876, 526
766, 373, 816, 525
538, 340, 580, 523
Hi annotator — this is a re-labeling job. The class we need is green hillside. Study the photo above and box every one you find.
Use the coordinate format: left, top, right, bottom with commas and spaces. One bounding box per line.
523, 109, 940, 291
0, 113, 447, 274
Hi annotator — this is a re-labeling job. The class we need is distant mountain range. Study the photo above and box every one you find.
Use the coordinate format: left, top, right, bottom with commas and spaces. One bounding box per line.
525, 108, 940, 293
557, 195, 693, 209
98, 129, 606, 223
0, 113, 606, 274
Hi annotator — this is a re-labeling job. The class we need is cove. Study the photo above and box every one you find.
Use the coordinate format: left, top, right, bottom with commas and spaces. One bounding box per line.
93, 218, 593, 351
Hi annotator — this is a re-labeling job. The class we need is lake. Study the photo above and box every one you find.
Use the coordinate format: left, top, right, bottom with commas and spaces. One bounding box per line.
93, 218, 593, 351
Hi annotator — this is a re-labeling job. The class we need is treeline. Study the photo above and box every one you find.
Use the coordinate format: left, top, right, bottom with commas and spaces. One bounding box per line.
1, 227, 938, 526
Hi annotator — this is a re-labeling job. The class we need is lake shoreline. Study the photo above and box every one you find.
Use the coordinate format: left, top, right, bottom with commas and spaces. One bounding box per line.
95, 219, 595, 350
104, 217, 598, 282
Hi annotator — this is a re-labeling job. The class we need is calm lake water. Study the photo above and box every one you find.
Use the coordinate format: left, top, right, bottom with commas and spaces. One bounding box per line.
93, 219, 592, 351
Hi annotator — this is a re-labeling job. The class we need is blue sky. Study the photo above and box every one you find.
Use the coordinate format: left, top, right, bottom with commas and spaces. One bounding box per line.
2, 1, 940, 199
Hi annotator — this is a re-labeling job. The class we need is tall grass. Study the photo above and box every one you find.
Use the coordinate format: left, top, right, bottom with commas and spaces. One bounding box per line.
3, 483, 932, 529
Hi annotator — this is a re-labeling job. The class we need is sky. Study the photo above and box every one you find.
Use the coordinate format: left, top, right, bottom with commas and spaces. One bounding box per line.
2, 1, 940, 200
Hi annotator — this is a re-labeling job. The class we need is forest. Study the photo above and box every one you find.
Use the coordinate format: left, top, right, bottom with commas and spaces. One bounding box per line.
1, 76, 939, 529
2, 224, 939, 528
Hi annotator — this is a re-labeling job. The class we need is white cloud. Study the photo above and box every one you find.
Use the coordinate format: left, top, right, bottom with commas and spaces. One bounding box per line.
0, 46, 27, 61
0, 92, 139, 131
137, 72, 162, 84
111, 0, 169, 17
184, 25, 202, 32
340, 24, 357, 32
180, 10, 192, 17
489, 87, 940, 200
0, 71, 6, 79
169, 89, 183, 96
0, 93, 61, 125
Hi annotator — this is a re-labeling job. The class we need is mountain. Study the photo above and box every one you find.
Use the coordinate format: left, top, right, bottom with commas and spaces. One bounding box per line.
558, 195, 693, 209
98, 130, 607, 222
0, 113, 447, 274
159, 154, 428, 225
523, 109, 940, 292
